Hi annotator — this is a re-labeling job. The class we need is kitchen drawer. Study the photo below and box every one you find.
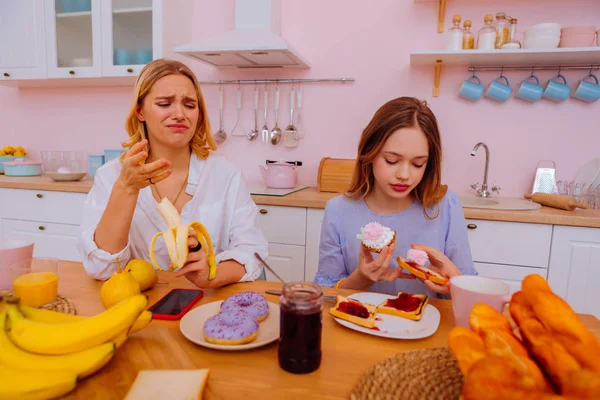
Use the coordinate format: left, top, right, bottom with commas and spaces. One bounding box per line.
1, 189, 86, 225
474, 262, 547, 295
466, 219, 552, 268
265, 243, 306, 283
2, 218, 81, 262
256, 205, 306, 246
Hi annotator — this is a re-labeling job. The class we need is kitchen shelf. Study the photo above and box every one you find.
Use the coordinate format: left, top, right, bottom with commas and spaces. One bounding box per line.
56, 11, 92, 18
113, 7, 152, 14
410, 47, 600, 96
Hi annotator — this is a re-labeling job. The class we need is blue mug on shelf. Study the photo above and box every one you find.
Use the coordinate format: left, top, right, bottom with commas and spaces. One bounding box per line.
134, 48, 153, 65
516, 74, 544, 103
543, 74, 570, 103
458, 75, 484, 102
571, 73, 600, 103
485, 75, 512, 103
114, 48, 130, 66
88, 155, 104, 178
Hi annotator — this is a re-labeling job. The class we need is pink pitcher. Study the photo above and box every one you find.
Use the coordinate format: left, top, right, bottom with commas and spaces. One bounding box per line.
0, 239, 34, 290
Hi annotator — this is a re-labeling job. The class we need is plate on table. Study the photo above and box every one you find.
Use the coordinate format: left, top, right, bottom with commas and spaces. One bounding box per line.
179, 300, 280, 351
331, 292, 441, 340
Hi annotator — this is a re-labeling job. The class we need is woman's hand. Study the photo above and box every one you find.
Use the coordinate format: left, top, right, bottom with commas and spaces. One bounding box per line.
116, 140, 171, 194
349, 243, 416, 288
174, 232, 212, 287
410, 244, 462, 295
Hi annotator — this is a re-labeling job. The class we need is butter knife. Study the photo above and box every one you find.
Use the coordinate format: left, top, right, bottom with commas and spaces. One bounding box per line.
265, 289, 337, 302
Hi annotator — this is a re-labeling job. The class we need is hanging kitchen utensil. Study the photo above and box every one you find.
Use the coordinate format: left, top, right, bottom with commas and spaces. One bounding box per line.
261, 84, 269, 144
296, 84, 305, 140
531, 160, 557, 194
247, 84, 259, 141
213, 84, 227, 145
231, 83, 246, 137
270, 85, 282, 145
283, 86, 298, 148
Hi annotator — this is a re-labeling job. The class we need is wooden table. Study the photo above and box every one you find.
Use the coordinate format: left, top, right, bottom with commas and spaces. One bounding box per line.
57, 261, 600, 400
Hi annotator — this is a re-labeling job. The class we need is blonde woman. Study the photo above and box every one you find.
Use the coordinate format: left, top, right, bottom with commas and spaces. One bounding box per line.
78, 59, 268, 288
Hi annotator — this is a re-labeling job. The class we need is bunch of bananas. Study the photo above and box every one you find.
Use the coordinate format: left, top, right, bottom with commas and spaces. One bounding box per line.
0, 145, 26, 156
150, 197, 217, 279
0, 294, 152, 399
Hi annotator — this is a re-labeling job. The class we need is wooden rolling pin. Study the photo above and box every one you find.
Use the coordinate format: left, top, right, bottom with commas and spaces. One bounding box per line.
524, 193, 588, 211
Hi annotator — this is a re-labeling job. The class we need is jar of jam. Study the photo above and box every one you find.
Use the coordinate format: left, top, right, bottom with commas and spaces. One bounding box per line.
278, 281, 323, 374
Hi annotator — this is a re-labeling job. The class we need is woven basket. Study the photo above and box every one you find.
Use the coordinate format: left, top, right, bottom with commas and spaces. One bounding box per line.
351, 347, 464, 400
0, 289, 76, 315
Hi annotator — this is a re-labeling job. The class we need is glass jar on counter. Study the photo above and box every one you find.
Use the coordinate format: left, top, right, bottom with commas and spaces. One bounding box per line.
477, 14, 497, 50
462, 20, 475, 49
494, 12, 510, 49
278, 281, 323, 374
447, 14, 464, 50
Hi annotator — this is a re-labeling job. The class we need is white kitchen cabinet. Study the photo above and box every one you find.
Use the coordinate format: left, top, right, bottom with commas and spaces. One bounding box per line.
44, 0, 103, 78
265, 243, 305, 283
466, 219, 552, 268
0, 0, 47, 80
547, 225, 600, 318
305, 208, 325, 283
256, 205, 306, 246
100, 0, 163, 77
474, 262, 546, 296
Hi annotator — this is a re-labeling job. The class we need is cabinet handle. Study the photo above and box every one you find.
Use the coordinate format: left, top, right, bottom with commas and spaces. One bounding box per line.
467, 223, 477, 230
69, 70, 75, 75
127, 68, 133, 73
38, 226, 45, 231
3, 72, 9, 77
36, 193, 43, 199
259, 209, 268, 215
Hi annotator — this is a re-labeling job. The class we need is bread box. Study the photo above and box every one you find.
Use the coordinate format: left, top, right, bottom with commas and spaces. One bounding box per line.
317, 158, 356, 193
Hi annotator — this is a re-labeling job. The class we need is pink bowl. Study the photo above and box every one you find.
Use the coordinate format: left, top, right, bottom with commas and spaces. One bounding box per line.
559, 33, 596, 47
562, 25, 596, 32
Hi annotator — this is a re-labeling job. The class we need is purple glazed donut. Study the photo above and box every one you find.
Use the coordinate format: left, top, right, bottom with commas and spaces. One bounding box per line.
203, 309, 259, 345
220, 291, 270, 322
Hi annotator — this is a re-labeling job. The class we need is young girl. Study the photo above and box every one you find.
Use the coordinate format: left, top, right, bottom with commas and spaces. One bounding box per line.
314, 97, 476, 296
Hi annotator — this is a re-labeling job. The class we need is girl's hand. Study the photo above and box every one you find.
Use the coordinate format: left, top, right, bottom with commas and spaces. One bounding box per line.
356, 243, 416, 284
116, 140, 171, 193
411, 244, 462, 295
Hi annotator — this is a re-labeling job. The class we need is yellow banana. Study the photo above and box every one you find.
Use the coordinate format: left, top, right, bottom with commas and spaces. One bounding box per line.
150, 197, 217, 279
0, 364, 76, 400
5, 294, 147, 355
18, 304, 153, 334
0, 309, 115, 379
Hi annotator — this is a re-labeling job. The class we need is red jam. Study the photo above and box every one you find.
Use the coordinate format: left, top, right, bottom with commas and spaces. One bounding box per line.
383, 293, 423, 312
337, 301, 370, 319
406, 261, 433, 279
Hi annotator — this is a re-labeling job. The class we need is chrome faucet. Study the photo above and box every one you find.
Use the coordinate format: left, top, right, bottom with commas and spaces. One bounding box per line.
469, 142, 500, 198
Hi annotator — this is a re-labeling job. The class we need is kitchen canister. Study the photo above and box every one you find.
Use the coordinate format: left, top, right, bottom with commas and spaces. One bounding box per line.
3, 160, 43, 177
104, 149, 126, 163
88, 154, 105, 178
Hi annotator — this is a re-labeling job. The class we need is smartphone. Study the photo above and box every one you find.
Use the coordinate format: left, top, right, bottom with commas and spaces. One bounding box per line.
148, 289, 204, 320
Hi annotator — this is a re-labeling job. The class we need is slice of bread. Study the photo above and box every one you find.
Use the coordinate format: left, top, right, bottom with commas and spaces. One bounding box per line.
124, 369, 210, 400
329, 295, 377, 328
376, 292, 429, 321
397, 256, 448, 285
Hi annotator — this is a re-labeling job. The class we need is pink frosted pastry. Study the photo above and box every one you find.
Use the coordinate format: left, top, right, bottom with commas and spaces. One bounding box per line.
356, 222, 396, 253
203, 309, 259, 345
220, 292, 270, 322
407, 249, 429, 266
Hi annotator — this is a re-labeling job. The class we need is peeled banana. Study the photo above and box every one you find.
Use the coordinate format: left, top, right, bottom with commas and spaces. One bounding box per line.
0, 364, 76, 400
5, 294, 147, 355
0, 309, 115, 379
17, 304, 153, 334
150, 197, 217, 279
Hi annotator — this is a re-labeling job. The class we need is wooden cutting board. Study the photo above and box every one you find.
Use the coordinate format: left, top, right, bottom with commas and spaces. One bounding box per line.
317, 157, 356, 193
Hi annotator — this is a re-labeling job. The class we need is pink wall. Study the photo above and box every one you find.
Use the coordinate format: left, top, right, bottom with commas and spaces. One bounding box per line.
1, 0, 599, 198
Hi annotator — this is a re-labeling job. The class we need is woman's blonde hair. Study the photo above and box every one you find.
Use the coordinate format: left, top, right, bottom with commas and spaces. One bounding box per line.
122, 58, 216, 159
346, 97, 447, 219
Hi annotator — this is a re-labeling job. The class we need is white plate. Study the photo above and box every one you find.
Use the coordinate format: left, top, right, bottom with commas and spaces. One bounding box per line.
331, 292, 441, 340
179, 300, 280, 351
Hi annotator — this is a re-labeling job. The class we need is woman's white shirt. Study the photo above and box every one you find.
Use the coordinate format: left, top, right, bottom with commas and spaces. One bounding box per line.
77, 153, 268, 281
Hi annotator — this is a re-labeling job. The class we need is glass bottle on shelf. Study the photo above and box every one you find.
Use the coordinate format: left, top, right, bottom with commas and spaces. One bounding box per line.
501, 18, 522, 49
494, 12, 510, 49
462, 20, 475, 50
446, 15, 464, 50
477, 14, 497, 50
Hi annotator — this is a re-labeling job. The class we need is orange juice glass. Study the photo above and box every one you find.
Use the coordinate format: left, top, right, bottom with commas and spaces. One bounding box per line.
10, 258, 60, 307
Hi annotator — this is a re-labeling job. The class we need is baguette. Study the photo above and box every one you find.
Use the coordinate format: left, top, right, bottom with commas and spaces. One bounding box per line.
468, 303, 512, 335
522, 275, 600, 374
376, 292, 428, 321
396, 256, 448, 285
329, 296, 376, 329
448, 326, 486, 375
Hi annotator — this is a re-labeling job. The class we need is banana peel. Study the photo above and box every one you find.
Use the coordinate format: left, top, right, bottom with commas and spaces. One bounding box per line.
150, 197, 217, 279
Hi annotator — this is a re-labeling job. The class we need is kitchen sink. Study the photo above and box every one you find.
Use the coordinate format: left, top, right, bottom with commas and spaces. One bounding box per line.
458, 195, 541, 211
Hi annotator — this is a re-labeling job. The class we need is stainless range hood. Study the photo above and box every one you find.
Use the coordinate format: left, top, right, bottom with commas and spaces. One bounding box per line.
174, 0, 310, 69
